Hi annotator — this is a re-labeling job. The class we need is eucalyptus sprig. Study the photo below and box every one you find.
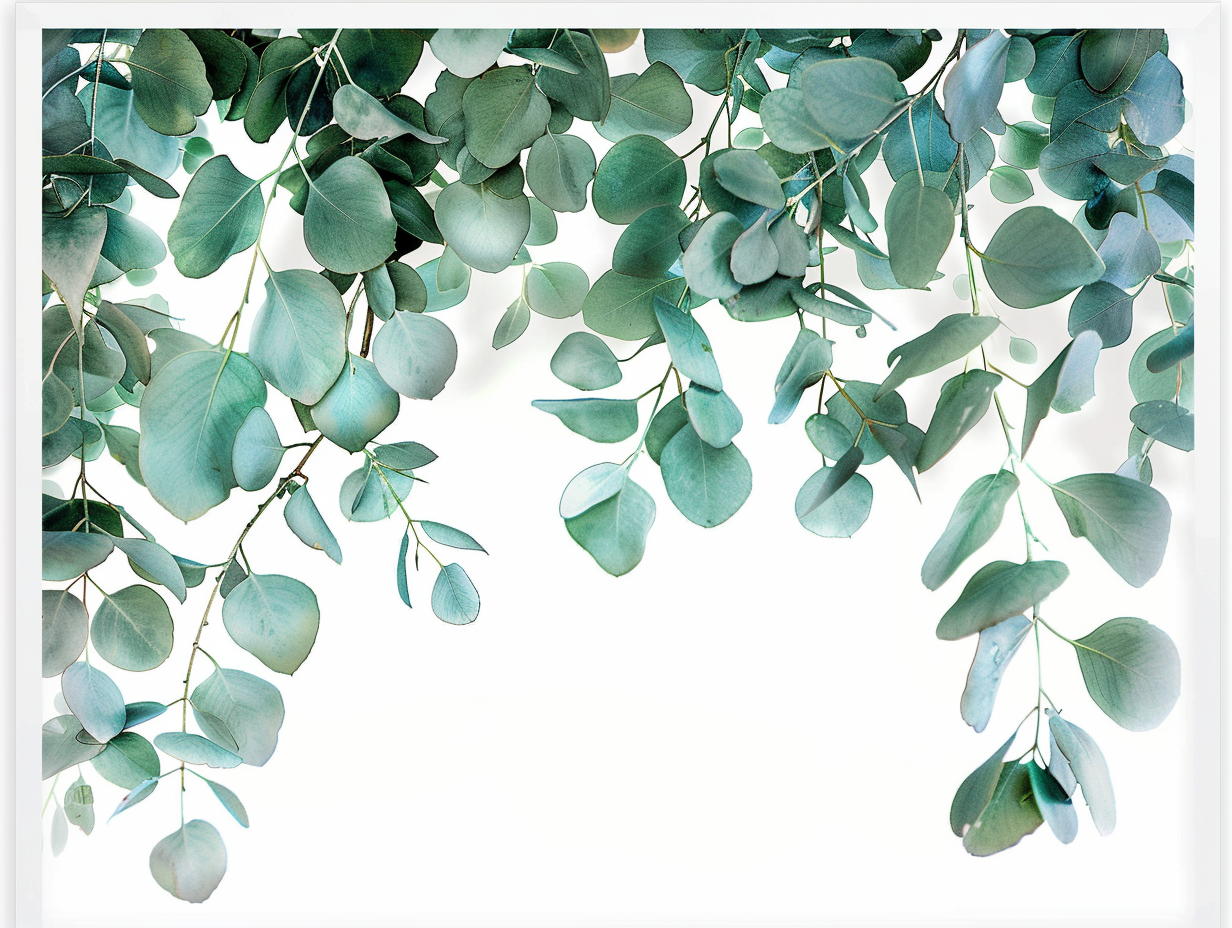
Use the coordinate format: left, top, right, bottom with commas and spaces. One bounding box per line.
41, 26, 1193, 901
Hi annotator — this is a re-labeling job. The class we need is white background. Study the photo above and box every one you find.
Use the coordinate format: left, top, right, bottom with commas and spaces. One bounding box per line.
12, 7, 1219, 927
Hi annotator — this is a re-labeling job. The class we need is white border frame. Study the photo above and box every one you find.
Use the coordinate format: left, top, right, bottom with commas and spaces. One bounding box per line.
9, 6, 1222, 926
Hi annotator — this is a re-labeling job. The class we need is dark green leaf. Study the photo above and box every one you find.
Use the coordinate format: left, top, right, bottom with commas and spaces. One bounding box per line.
565, 477, 656, 576
592, 134, 687, 225
922, 471, 1020, 591
980, 206, 1105, 308
129, 30, 213, 136
304, 156, 397, 273
167, 156, 263, 278
937, 560, 1069, 640
1050, 473, 1171, 587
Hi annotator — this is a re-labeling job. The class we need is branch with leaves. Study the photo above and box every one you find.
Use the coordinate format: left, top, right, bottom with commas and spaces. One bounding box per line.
40, 25, 1193, 902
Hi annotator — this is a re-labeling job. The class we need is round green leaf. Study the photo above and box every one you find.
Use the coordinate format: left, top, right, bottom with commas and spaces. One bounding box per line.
612, 204, 689, 279
304, 156, 396, 273
167, 155, 264, 279
139, 347, 267, 521
190, 667, 285, 767
592, 134, 686, 225
525, 132, 595, 213
565, 477, 656, 576
430, 29, 508, 78
461, 66, 551, 169
284, 486, 343, 564
596, 62, 693, 142
431, 562, 480, 625
581, 271, 686, 341
312, 355, 400, 453
62, 661, 126, 743
795, 467, 873, 538
249, 269, 347, 405
435, 179, 531, 273
42, 589, 88, 678
91, 585, 174, 672
92, 732, 160, 789
550, 332, 622, 391
532, 398, 638, 443
222, 573, 320, 675
149, 820, 227, 903
1073, 616, 1181, 731
979, 206, 1105, 308
371, 310, 458, 400
129, 29, 213, 136
661, 425, 752, 527
232, 407, 285, 493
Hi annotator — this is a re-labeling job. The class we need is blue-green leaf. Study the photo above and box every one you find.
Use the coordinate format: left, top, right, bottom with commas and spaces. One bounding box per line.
660, 425, 752, 527
922, 471, 1020, 591
431, 562, 480, 625
231, 407, 285, 493
937, 560, 1069, 640
222, 573, 320, 675
565, 477, 656, 576
149, 820, 227, 903
190, 667, 285, 766
313, 355, 400, 453
62, 662, 126, 743
284, 486, 342, 564
961, 615, 1032, 734
249, 269, 348, 404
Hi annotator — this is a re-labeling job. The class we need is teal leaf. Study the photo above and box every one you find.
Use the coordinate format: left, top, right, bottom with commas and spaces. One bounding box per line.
1144, 324, 1194, 374
922, 470, 1020, 591
313, 355, 400, 453
1122, 53, 1184, 146
885, 174, 956, 288
961, 614, 1032, 733
824, 381, 907, 465
989, 165, 1034, 203
1027, 760, 1079, 844
565, 477, 656, 576
682, 212, 743, 299
592, 134, 686, 225
613, 205, 689, 279
581, 271, 685, 341
1021, 331, 1102, 458
999, 120, 1049, 170
431, 562, 480, 625
202, 777, 250, 828
419, 521, 487, 553
526, 262, 589, 318
804, 412, 855, 460
371, 310, 458, 399
249, 269, 348, 405
284, 486, 342, 564
42, 589, 88, 678
332, 83, 444, 142
713, 149, 785, 210
760, 87, 833, 154
1131, 327, 1194, 408
877, 314, 999, 400
525, 132, 595, 213
685, 385, 742, 449
796, 445, 864, 519
339, 460, 414, 523
62, 662, 126, 743
799, 56, 905, 152
129, 29, 213, 136
867, 421, 924, 501
190, 667, 285, 766
646, 396, 690, 465
149, 820, 227, 903
936, 560, 1069, 641
950, 734, 1016, 837
435, 179, 531, 273
139, 347, 267, 521
91, 584, 174, 672
64, 774, 95, 835
535, 30, 610, 122
942, 31, 1011, 143
1080, 29, 1162, 94
1048, 711, 1115, 835
729, 214, 778, 286
1097, 213, 1161, 290
431, 29, 508, 78
1049, 473, 1171, 588
43, 531, 113, 582
769, 328, 832, 425
550, 332, 622, 391
1068, 281, 1134, 348
372, 441, 438, 471
91, 731, 161, 789
962, 761, 1044, 856
43, 715, 105, 779
109, 777, 159, 821
222, 573, 320, 675
167, 156, 264, 278
532, 398, 638, 443
979, 206, 1105, 308
231, 407, 285, 493
1129, 400, 1193, 452
559, 463, 630, 519
396, 529, 412, 608
462, 66, 551, 169
660, 425, 752, 527
795, 465, 873, 538
43, 207, 107, 319
1073, 616, 1181, 731
917, 370, 1001, 472
596, 62, 693, 142
654, 297, 722, 392
124, 701, 169, 728
304, 156, 396, 273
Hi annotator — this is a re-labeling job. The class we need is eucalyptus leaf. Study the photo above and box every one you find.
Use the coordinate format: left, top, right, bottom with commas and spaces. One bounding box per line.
91, 732, 161, 789
431, 562, 480, 625
1021, 331, 1102, 458
284, 486, 343, 564
532, 398, 638, 444
1048, 712, 1115, 835
550, 332, 622, 391
885, 174, 955, 288
937, 560, 1069, 641
565, 477, 655, 576
303, 156, 397, 274
222, 573, 320, 675
1073, 616, 1181, 731
961, 614, 1032, 734
190, 667, 285, 766
313, 355, 400, 453
62, 662, 126, 743
42, 589, 88, 678
769, 328, 832, 425
922, 471, 1020, 591
942, 31, 1011, 143
979, 207, 1105, 308
1027, 760, 1079, 844
91, 584, 174, 672
593, 134, 686, 225
149, 819, 228, 903
660, 425, 752, 528
167, 156, 263, 279
878, 314, 1000, 400
249, 269, 347, 404
917, 370, 1001, 472
371, 311, 458, 400
1049, 473, 1171, 588
231, 407, 285, 493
